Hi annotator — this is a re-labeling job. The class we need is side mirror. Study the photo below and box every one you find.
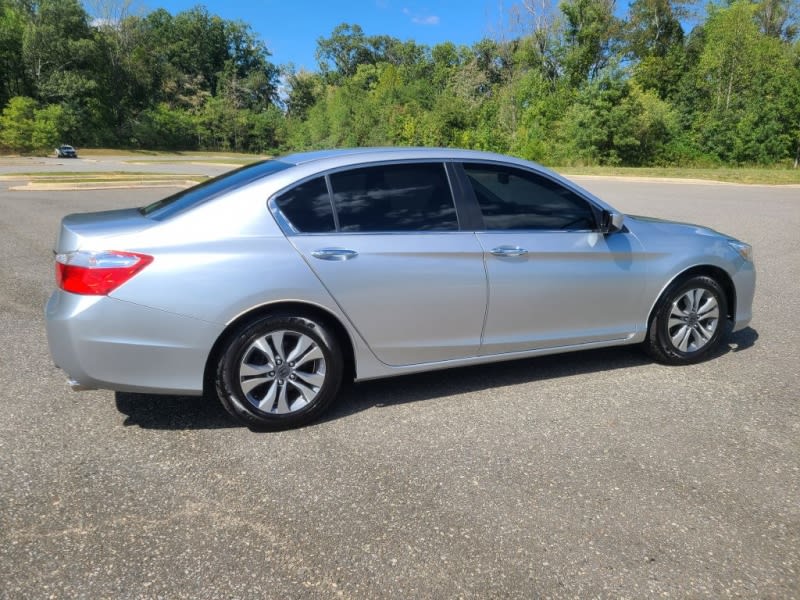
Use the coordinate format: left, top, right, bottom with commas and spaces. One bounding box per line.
600, 210, 624, 234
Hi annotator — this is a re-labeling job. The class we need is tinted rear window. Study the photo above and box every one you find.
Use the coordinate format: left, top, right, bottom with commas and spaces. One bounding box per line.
330, 163, 457, 232
140, 160, 291, 221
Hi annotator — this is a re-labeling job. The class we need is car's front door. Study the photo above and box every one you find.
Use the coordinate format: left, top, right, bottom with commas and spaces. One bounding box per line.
275, 162, 487, 366
459, 162, 647, 355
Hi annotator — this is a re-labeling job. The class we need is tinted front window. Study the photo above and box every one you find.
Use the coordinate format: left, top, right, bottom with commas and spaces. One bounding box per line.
274, 177, 335, 233
463, 163, 596, 231
330, 163, 458, 232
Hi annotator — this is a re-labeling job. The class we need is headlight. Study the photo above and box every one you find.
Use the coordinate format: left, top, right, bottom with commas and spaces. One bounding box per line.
728, 240, 753, 262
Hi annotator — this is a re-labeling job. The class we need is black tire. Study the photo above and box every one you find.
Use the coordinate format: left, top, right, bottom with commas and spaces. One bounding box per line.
644, 275, 729, 365
215, 314, 343, 430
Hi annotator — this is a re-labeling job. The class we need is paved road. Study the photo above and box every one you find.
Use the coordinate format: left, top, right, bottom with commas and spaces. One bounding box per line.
0, 176, 798, 599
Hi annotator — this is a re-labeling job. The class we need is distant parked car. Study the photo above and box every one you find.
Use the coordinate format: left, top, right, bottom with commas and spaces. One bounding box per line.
45, 147, 755, 430
55, 145, 77, 158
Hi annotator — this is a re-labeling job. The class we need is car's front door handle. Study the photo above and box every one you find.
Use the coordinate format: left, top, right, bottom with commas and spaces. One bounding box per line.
311, 248, 359, 261
490, 246, 528, 257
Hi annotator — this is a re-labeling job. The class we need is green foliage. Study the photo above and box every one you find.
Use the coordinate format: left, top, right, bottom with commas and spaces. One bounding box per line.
691, 1, 800, 163
560, 0, 622, 85
0, 95, 36, 151
1, 2, 798, 164
31, 102, 65, 149
132, 103, 196, 149
0, 0, 27, 107
558, 76, 678, 165
0, 95, 68, 151
288, 7, 798, 167
753, 0, 798, 39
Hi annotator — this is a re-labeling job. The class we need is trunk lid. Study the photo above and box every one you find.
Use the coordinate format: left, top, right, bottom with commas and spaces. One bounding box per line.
55, 208, 154, 253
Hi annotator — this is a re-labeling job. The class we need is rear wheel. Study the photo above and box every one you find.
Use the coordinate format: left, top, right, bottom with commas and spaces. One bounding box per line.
644, 275, 728, 365
215, 314, 343, 430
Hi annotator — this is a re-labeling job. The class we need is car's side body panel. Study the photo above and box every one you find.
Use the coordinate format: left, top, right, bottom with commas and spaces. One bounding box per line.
476, 230, 648, 354
623, 216, 756, 332
289, 232, 487, 365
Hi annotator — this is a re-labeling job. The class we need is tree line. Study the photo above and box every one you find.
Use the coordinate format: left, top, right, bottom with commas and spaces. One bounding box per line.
0, 0, 798, 166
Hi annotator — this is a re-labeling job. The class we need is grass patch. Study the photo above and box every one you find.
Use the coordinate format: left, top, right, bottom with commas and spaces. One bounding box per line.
0, 171, 207, 184
124, 157, 260, 166
555, 166, 800, 185
79, 148, 267, 159
1, 171, 196, 178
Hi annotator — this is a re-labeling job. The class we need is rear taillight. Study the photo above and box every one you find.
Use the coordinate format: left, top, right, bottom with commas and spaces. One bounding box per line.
55, 250, 153, 295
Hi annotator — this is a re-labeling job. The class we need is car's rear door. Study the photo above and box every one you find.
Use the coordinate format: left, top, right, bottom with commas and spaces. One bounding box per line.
276, 161, 487, 367
457, 162, 647, 355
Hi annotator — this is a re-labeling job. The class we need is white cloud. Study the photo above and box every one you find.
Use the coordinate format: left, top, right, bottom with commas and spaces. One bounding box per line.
402, 7, 440, 26
412, 14, 440, 25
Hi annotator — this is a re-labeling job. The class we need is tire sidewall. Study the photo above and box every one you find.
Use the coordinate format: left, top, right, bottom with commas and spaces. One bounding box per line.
216, 315, 343, 429
651, 275, 728, 365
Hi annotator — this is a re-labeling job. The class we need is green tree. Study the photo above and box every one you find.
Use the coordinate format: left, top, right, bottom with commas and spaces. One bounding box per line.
285, 69, 323, 120
753, 0, 798, 39
0, 0, 28, 107
0, 95, 36, 151
31, 102, 65, 149
316, 23, 372, 80
559, 75, 678, 165
19, 0, 95, 99
560, 0, 622, 85
692, 0, 800, 163
625, 0, 688, 99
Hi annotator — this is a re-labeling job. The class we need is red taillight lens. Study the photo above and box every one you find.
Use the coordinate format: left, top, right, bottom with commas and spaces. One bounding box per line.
55, 251, 153, 295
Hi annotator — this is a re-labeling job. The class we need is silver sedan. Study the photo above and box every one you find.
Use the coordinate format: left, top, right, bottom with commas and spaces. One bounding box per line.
45, 148, 755, 429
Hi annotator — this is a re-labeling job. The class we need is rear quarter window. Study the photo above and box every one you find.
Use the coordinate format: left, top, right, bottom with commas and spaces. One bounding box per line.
273, 177, 336, 233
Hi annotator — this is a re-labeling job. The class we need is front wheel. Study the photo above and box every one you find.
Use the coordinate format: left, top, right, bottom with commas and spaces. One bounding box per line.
215, 314, 343, 430
644, 275, 729, 365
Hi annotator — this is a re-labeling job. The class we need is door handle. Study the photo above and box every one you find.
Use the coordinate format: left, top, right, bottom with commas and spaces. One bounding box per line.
490, 246, 528, 257
311, 248, 359, 261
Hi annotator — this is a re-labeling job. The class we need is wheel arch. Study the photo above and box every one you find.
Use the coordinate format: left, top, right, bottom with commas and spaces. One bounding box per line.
203, 301, 357, 396
648, 264, 736, 327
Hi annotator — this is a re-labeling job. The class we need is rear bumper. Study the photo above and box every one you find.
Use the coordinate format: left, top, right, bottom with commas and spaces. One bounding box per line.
45, 291, 224, 395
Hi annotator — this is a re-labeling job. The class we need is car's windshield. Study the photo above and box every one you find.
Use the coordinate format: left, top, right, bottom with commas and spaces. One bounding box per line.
140, 160, 292, 221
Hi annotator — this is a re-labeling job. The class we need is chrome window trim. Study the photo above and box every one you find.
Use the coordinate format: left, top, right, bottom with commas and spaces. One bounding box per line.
269, 159, 462, 236
475, 228, 597, 234
267, 196, 301, 235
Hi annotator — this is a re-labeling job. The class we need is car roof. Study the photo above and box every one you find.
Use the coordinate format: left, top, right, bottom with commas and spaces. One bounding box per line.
266, 146, 616, 215
278, 147, 535, 169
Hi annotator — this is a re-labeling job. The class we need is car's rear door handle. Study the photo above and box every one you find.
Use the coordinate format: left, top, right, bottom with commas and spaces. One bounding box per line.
311, 248, 359, 261
490, 246, 528, 257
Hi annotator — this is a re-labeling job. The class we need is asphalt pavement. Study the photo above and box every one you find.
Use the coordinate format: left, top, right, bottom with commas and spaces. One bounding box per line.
0, 165, 797, 599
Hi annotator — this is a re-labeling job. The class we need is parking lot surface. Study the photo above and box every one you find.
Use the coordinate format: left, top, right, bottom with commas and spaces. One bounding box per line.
0, 172, 798, 598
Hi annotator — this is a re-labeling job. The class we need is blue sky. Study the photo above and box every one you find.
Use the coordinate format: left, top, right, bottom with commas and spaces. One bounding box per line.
127, 0, 506, 71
